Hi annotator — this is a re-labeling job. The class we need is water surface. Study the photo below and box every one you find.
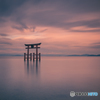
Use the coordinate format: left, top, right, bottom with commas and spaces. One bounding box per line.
0, 56, 100, 100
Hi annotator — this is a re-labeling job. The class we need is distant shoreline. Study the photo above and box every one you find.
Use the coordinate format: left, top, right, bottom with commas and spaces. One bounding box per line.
0, 54, 100, 57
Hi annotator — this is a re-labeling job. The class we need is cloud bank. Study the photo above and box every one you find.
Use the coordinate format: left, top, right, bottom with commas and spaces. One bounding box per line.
0, 0, 100, 55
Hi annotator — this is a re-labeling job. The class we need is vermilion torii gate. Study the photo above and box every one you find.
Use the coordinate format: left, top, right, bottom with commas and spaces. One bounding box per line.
24, 43, 41, 60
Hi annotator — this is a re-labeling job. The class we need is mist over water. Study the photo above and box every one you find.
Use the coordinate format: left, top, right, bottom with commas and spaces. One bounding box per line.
0, 56, 100, 100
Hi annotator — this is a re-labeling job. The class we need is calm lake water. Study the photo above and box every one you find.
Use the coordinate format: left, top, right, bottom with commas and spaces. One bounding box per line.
0, 56, 100, 100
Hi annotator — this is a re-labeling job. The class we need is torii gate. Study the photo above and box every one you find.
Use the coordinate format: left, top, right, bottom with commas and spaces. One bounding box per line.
24, 43, 41, 60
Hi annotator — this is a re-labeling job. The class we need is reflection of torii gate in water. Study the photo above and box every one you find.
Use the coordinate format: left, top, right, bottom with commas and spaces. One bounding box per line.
24, 43, 41, 61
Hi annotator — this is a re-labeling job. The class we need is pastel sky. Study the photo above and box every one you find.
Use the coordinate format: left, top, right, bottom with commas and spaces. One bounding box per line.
0, 0, 100, 55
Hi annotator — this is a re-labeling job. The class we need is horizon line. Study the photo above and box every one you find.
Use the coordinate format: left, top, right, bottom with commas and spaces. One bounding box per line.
0, 54, 100, 57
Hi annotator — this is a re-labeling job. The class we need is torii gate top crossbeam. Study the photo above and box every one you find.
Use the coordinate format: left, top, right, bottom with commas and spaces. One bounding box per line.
25, 43, 41, 46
